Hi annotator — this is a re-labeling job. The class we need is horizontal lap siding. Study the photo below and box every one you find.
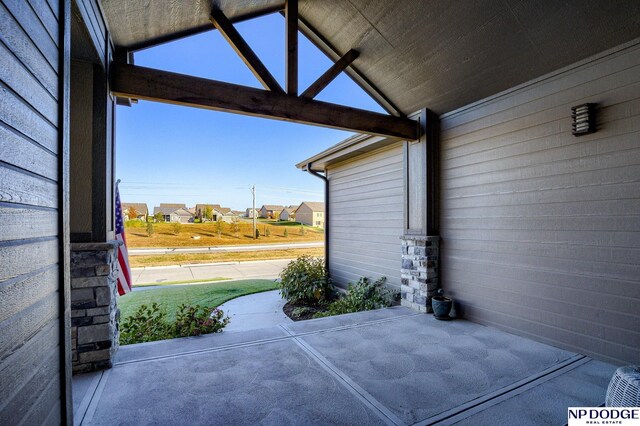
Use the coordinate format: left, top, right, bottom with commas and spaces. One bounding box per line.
0, 0, 62, 423
327, 144, 403, 290
439, 43, 640, 364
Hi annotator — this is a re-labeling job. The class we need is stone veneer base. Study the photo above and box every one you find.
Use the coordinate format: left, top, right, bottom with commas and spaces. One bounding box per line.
70, 241, 121, 374
400, 235, 440, 313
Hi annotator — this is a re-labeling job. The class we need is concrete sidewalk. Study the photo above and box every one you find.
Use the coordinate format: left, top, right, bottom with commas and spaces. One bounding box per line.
73, 307, 615, 425
131, 258, 292, 285
217, 290, 292, 332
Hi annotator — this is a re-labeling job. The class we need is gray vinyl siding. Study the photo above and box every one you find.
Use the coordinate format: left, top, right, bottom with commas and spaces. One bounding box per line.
439, 41, 640, 365
0, 0, 66, 423
327, 143, 404, 290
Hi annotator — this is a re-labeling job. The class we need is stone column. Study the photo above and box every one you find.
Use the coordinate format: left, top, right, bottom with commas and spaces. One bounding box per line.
70, 241, 121, 374
400, 235, 439, 312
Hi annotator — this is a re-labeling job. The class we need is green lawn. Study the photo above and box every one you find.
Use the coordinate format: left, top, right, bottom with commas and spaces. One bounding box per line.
118, 279, 279, 322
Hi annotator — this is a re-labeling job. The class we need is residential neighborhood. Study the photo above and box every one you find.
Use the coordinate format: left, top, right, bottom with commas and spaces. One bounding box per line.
124, 201, 326, 227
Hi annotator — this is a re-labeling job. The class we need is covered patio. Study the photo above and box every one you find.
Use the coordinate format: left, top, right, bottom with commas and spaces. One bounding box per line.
1, 0, 639, 424
73, 307, 615, 425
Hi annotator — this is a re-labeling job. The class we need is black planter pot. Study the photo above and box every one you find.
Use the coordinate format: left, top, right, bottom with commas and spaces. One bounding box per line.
431, 296, 452, 320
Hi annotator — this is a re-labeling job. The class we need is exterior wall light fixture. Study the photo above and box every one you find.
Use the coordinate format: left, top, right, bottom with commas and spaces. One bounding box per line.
572, 103, 596, 136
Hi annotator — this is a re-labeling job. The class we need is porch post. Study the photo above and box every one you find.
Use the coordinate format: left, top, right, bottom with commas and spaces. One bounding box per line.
400, 109, 440, 313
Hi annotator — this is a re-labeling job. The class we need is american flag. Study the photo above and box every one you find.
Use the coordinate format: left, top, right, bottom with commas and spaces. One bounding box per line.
115, 182, 132, 295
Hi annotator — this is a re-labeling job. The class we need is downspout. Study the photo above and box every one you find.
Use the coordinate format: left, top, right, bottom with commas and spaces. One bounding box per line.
306, 163, 329, 275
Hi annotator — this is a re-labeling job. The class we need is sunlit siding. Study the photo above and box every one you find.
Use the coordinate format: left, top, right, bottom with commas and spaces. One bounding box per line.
327, 143, 404, 290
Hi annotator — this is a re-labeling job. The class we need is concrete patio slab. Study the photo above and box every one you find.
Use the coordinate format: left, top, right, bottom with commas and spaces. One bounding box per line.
75, 307, 615, 425
444, 359, 616, 426
296, 314, 578, 424
115, 326, 289, 365
85, 340, 387, 426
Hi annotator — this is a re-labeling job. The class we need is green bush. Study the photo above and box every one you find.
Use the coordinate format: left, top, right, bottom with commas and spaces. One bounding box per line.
146, 222, 154, 237
174, 304, 229, 337
120, 302, 230, 345
284, 228, 288, 237
314, 276, 396, 318
120, 303, 171, 345
279, 255, 331, 304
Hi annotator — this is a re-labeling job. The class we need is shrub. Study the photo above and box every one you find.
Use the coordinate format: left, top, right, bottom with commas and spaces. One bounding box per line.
120, 303, 171, 345
255, 228, 260, 239
299, 224, 305, 235
284, 228, 288, 238
314, 276, 396, 318
171, 222, 182, 235
265, 227, 271, 237
279, 255, 331, 304
146, 222, 154, 237
174, 304, 229, 337
120, 302, 230, 345
291, 306, 317, 320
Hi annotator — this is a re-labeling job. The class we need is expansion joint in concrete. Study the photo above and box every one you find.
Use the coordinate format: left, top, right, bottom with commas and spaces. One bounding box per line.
415, 354, 589, 426
279, 324, 406, 426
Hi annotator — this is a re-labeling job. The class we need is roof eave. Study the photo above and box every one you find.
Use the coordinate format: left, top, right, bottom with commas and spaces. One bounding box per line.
296, 133, 400, 171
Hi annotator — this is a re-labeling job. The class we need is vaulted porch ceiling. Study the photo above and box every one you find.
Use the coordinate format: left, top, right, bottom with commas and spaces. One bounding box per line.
102, 0, 640, 116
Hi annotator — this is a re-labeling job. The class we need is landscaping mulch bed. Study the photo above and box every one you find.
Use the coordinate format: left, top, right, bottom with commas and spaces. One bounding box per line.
282, 301, 328, 321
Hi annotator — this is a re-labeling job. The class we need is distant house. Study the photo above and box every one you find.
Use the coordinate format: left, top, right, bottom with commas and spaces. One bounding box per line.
195, 203, 222, 221
173, 208, 195, 224
260, 204, 285, 219
295, 202, 325, 227
231, 210, 244, 217
122, 202, 148, 221
245, 208, 259, 218
220, 209, 240, 223
153, 203, 187, 222
279, 205, 298, 221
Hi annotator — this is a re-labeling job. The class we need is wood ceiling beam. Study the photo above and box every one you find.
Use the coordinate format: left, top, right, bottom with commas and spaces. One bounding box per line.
301, 49, 359, 100
294, 14, 404, 117
210, 7, 283, 93
111, 63, 418, 140
285, 0, 298, 95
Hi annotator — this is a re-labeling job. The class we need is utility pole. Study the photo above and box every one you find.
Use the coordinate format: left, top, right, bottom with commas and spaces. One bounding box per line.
251, 185, 256, 239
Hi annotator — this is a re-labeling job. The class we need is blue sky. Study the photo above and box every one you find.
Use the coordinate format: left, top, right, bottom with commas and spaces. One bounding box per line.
116, 12, 384, 211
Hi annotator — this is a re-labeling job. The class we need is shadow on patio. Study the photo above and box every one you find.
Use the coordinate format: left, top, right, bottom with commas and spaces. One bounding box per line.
73, 307, 615, 425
